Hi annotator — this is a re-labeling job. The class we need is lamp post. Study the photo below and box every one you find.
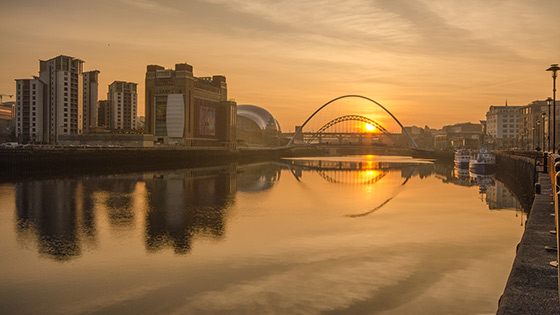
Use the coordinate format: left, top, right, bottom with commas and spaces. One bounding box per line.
548, 97, 553, 151
542, 112, 547, 151
536, 122, 541, 150
532, 126, 536, 150
546, 64, 559, 152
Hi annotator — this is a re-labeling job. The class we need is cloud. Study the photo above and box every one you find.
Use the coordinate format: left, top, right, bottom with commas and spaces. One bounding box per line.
202, 0, 420, 45
118, 0, 178, 14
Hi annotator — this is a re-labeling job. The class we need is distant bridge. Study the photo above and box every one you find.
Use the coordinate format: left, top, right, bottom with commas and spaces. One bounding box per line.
288, 95, 418, 148
305, 114, 392, 145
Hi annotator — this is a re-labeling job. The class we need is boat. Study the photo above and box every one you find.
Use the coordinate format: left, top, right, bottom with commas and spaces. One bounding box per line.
454, 149, 470, 168
469, 147, 495, 174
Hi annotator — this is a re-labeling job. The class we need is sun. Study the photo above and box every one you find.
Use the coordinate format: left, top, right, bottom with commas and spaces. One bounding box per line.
365, 123, 376, 132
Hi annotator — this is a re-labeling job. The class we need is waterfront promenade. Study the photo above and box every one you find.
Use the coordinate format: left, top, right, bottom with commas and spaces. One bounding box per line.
497, 169, 560, 314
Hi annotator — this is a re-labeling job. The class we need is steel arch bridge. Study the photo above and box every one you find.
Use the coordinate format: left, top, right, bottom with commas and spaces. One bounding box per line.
306, 114, 390, 144
288, 95, 418, 148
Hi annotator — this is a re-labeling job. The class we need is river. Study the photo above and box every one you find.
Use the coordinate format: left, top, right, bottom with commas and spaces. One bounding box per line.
0, 155, 525, 314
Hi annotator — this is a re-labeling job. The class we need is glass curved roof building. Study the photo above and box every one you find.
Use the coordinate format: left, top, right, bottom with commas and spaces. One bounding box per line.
236, 105, 282, 147
237, 105, 281, 133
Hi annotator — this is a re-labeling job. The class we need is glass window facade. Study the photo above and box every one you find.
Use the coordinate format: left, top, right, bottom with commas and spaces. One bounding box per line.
155, 95, 167, 136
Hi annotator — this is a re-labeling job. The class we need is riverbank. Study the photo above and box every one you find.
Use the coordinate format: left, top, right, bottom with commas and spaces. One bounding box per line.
497, 155, 559, 314
0, 145, 450, 182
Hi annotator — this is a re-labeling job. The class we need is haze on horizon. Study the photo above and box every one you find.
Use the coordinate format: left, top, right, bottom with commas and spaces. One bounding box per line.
1, 0, 559, 130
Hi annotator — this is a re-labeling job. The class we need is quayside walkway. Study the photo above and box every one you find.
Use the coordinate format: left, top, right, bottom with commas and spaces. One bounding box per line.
497, 154, 559, 314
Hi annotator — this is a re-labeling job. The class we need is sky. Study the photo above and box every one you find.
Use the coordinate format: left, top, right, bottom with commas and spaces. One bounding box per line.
0, 0, 559, 130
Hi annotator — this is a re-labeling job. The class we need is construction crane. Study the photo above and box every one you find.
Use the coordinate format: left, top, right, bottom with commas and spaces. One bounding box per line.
0, 94, 13, 104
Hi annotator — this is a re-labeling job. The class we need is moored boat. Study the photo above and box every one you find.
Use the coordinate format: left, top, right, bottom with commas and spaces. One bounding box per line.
454, 149, 470, 168
469, 147, 495, 174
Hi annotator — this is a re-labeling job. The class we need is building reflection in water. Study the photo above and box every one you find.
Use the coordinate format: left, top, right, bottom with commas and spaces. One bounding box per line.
16, 179, 82, 261
14, 175, 144, 261
15, 158, 520, 261
102, 179, 139, 228
485, 179, 522, 211
448, 166, 522, 212
13, 163, 287, 260
237, 163, 281, 192
143, 165, 237, 254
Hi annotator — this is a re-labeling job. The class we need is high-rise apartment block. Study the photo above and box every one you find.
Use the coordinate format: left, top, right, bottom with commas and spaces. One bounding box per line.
83, 70, 100, 133
108, 81, 137, 130
15, 55, 93, 143
145, 63, 236, 147
15, 77, 47, 143
39, 55, 84, 142
97, 100, 111, 129
486, 103, 521, 149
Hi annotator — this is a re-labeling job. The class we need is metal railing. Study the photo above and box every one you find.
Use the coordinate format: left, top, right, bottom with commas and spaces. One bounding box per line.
546, 153, 560, 299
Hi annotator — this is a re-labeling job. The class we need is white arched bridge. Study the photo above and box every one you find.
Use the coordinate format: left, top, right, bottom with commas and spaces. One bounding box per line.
287, 95, 418, 148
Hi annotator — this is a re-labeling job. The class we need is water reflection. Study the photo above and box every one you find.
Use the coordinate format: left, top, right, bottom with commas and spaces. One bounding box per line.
144, 166, 236, 254
284, 156, 435, 184
447, 166, 522, 212
15, 180, 82, 261
237, 163, 281, 192
13, 157, 522, 262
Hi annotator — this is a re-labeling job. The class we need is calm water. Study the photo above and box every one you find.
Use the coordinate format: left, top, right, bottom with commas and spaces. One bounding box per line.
0, 155, 525, 314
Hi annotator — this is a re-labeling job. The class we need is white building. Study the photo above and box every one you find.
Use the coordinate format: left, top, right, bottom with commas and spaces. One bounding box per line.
486, 103, 522, 148
82, 70, 99, 133
108, 81, 137, 130
15, 77, 46, 143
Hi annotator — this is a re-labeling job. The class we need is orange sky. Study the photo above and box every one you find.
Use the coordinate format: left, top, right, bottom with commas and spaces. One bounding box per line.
1, 0, 559, 131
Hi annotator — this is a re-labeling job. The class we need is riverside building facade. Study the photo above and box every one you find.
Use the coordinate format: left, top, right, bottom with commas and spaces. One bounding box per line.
39, 55, 84, 143
15, 55, 87, 144
485, 103, 521, 149
518, 100, 548, 150
107, 81, 137, 130
97, 100, 111, 129
15, 77, 46, 143
145, 63, 236, 148
82, 70, 99, 133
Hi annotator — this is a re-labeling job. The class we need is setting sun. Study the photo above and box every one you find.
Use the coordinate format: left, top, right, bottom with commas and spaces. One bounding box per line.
365, 123, 376, 132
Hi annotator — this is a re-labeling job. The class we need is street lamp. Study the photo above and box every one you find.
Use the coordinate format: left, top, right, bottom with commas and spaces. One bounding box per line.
536, 121, 541, 150
542, 111, 547, 151
547, 97, 553, 151
532, 126, 536, 150
546, 63, 559, 152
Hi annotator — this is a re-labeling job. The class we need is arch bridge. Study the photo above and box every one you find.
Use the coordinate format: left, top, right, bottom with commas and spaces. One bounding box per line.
305, 114, 392, 145
288, 95, 418, 148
